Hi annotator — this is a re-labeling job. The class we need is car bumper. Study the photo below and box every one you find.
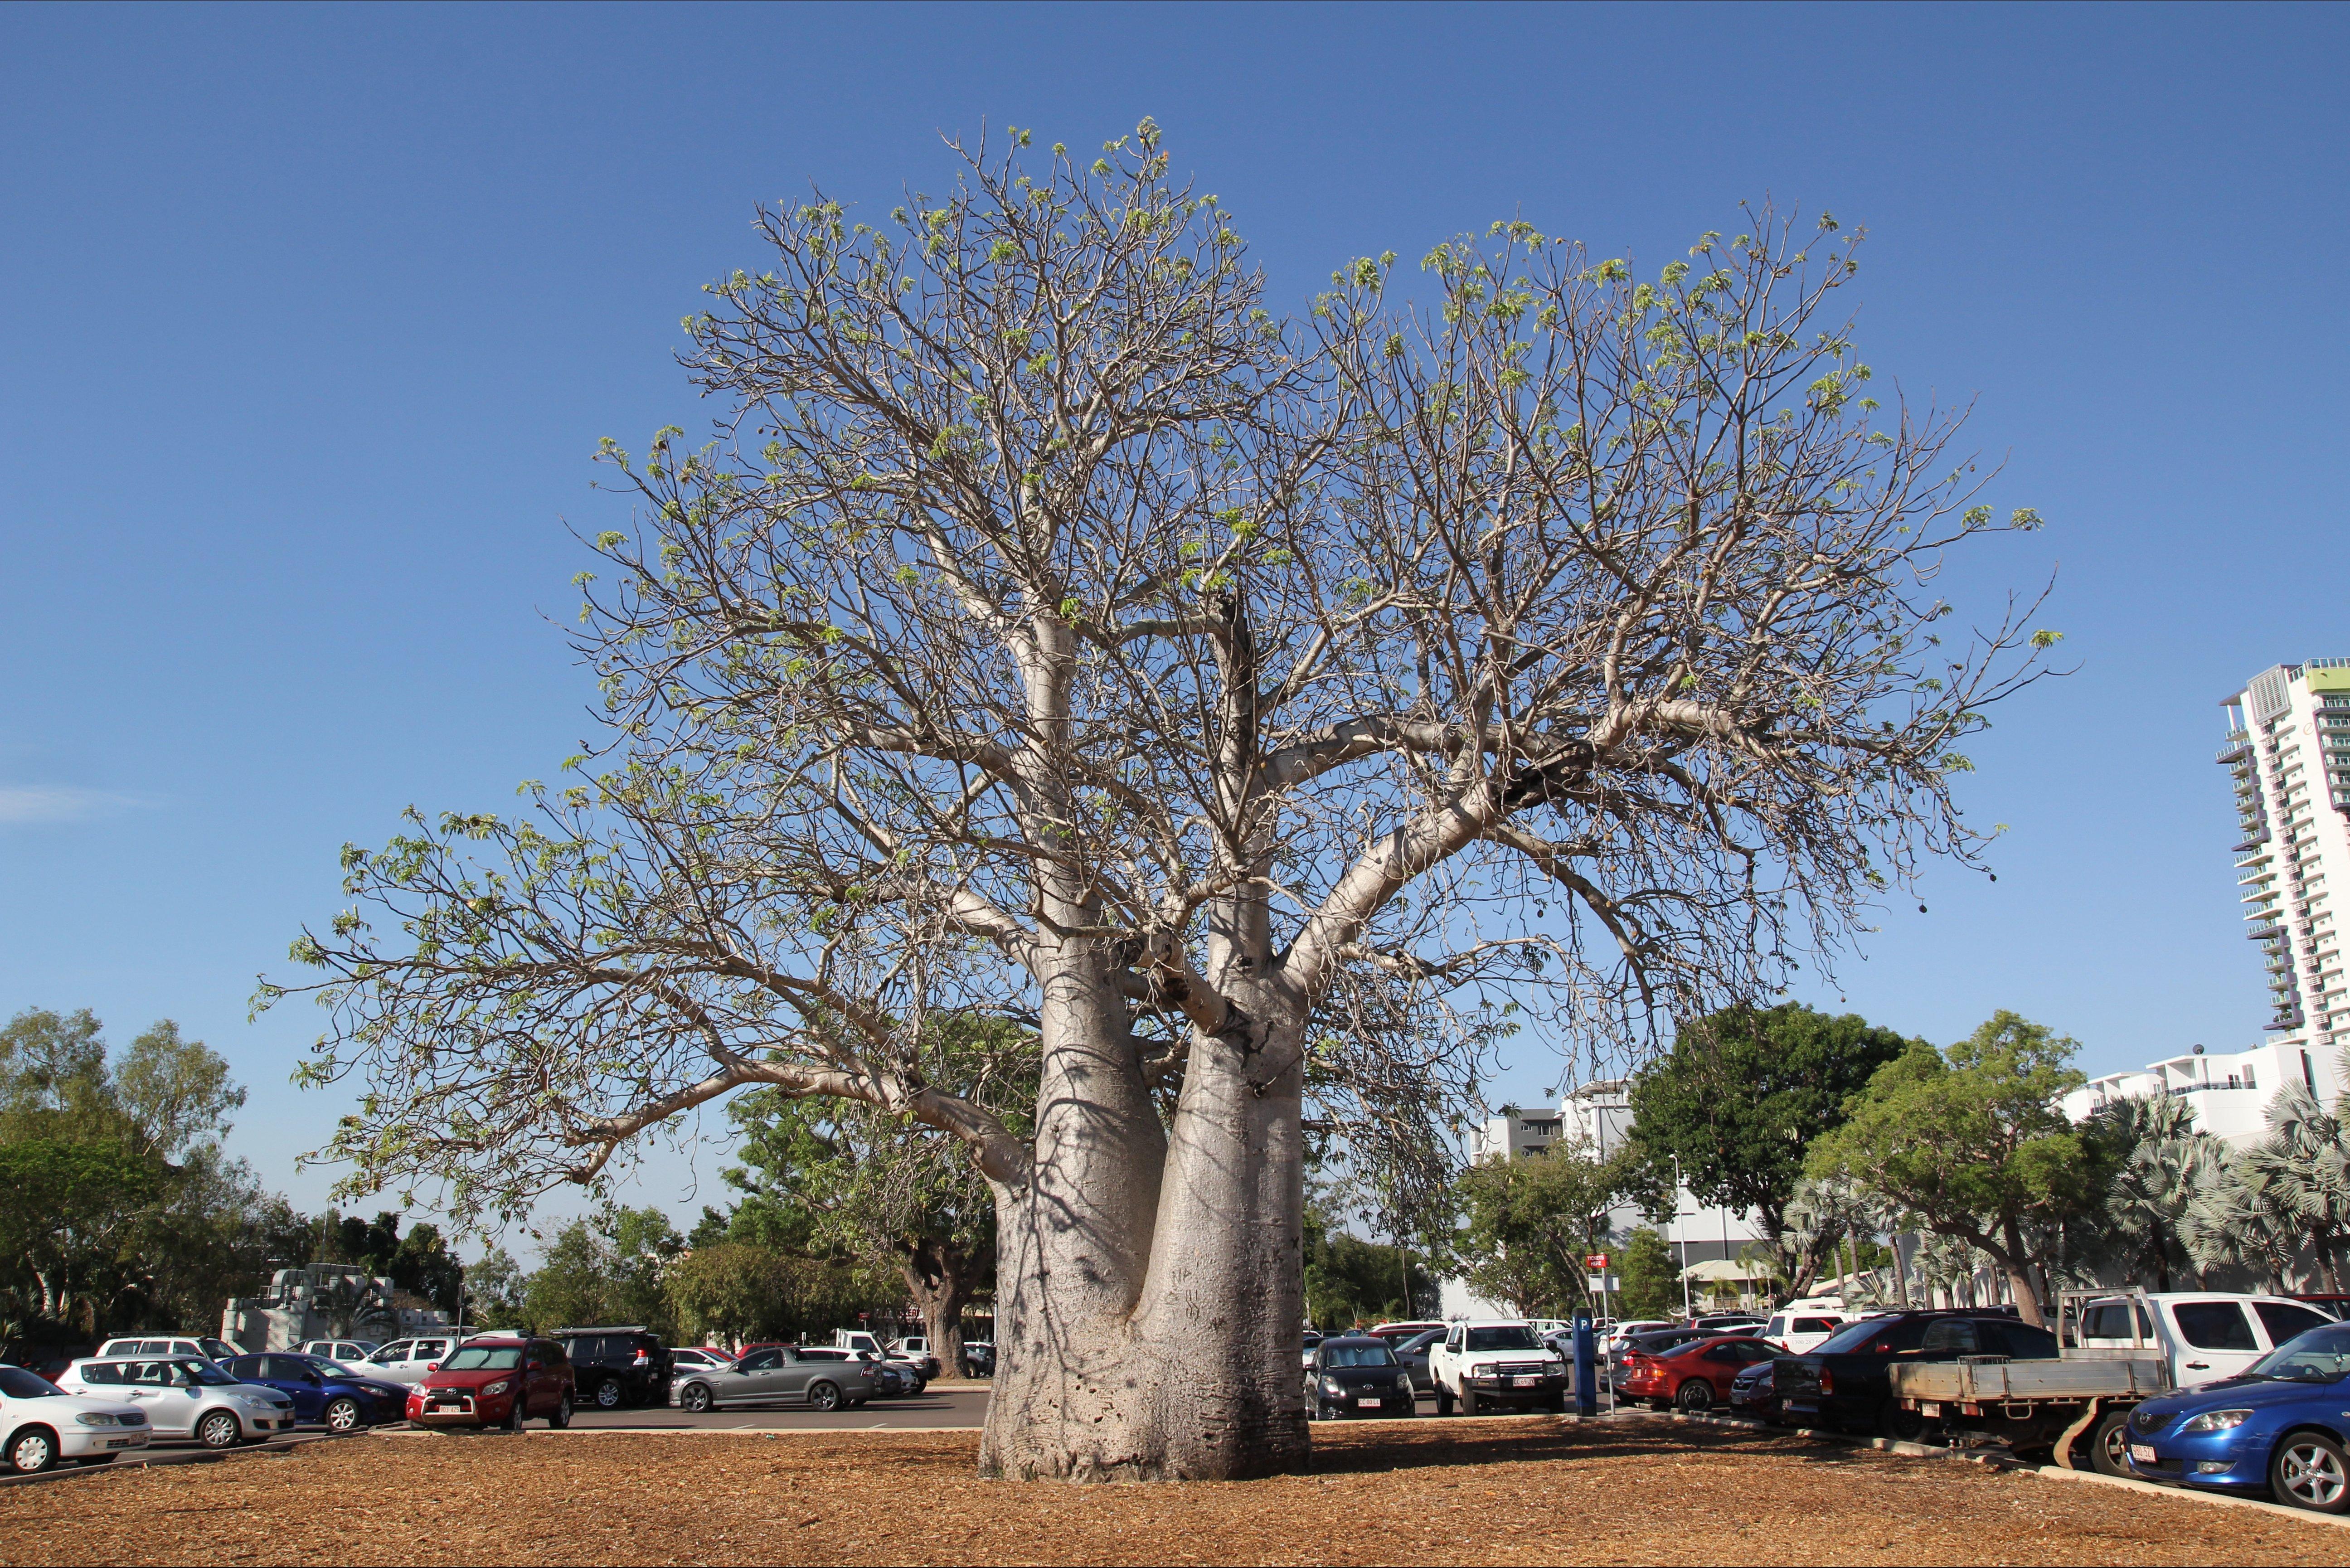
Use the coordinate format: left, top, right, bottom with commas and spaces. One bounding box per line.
2125, 1434, 2269, 1491
1317, 1389, 1417, 1415
58, 1427, 153, 1458
405, 1393, 515, 1427
1462, 1374, 1566, 1403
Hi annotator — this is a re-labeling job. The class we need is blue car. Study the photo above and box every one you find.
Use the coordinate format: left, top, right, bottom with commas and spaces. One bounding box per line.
220, 1353, 408, 1432
2124, 1320, 2350, 1512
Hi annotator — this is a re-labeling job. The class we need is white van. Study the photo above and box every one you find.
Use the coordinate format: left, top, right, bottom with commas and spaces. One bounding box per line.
2078, 1292, 2337, 1387
95, 1335, 242, 1365
1761, 1309, 1851, 1354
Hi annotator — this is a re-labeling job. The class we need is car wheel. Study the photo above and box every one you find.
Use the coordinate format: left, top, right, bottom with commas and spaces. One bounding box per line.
2087, 1410, 2132, 1477
1875, 1399, 1930, 1445
594, 1379, 623, 1410
2272, 1433, 2350, 1513
503, 1396, 526, 1432
6, 1427, 58, 1475
1435, 1384, 1454, 1417
324, 1397, 362, 1433
807, 1380, 843, 1413
1461, 1388, 1481, 1417
1675, 1380, 1714, 1414
1544, 1395, 1566, 1415
197, 1410, 242, 1450
680, 1383, 713, 1414
548, 1393, 572, 1430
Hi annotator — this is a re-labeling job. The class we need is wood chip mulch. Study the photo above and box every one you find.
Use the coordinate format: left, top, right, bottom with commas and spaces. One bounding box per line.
1, 1414, 2342, 1566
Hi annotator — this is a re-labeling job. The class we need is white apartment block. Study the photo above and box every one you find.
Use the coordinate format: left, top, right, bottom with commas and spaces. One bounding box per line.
2221, 660, 2350, 1048
2064, 659, 2350, 1146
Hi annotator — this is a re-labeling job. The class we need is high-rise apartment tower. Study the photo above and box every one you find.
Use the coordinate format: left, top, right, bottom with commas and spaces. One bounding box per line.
2219, 659, 2350, 1045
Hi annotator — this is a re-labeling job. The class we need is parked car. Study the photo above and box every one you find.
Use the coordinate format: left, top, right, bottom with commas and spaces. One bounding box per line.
963, 1341, 995, 1377
1760, 1311, 1851, 1354
829, 1330, 928, 1388
94, 1335, 242, 1364
1305, 1335, 1418, 1420
1620, 1334, 1778, 1413
1, 1364, 151, 1474
405, 1337, 573, 1430
557, 1326, 671, 1410
855, 1352, 923, 1396
220, 1353, 409, 1432
1427, 1320, 1569, 1416
1693, 1314, 1767, 1335
666, 1347, 734, 1373
2077, 1292, 2336, 1387
1367, 1320, 1446, 1347
361, 1333, 465, 1387
1773, 1311, 2058, 1440
885, 1337, 945, 1380
1392, 1328, 1445, 1394
296, 1340, 381, 1368
1298, 1330, 1324, 1370
1612, 1327, 1709, 1373
671, 1345, 875, 1413
2122, 1317, 2350, 1511
56, 1356, 296, 1448
1728, 1357, 1781, 1422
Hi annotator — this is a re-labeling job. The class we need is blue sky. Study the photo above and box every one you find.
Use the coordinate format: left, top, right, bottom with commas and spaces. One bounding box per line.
3, 2, 2344, 1253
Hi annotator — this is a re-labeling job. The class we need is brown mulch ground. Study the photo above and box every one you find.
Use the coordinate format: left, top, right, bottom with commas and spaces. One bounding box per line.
2, 1416, 2344, 1566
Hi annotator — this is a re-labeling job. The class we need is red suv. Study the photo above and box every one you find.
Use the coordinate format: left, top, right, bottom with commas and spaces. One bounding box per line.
406, 1338, 574, 1431
1619, 1335, 1778, 1414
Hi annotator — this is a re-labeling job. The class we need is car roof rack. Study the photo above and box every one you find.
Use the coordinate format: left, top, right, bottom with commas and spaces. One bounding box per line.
553, 1325, 652, 1335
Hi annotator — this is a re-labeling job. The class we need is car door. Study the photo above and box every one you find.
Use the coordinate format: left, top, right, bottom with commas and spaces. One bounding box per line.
260, 1355, 325, 1421
126, 1360, 203, 1435
727, 1348, 785, 1404
2165, 1300, 2265, 1383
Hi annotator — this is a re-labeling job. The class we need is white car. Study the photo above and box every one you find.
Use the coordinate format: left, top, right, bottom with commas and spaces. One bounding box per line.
55, 1357, 295, 1448
667, 1347, 733, 1373
357, 1334, 463, 1387
2078, 1292, 2338, 1386
1426, 1320, 1570, 1416
297, 1339, 380, 1368
2, 1364, 152, 1474
1760, 1310, 1851, 1354
95, 1335, 242, 1364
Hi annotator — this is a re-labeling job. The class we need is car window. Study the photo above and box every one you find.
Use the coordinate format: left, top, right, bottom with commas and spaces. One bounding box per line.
444, 1346, 522, 1371
0, 1366, 63, 1398
2249, 1324, 2350, 1383
737, 1349, 782, 1371
1702, 1343, 1745, 1363
1324, 1344, 1398, 1368
1919, 1320, 1980, 1354
224, 1356, 261, 1379
1402, 1330, 1443, 1352
1988, 1323, 2057, 1359
1793, 1317, 1837, 1334
373, 1342, 409, 1363
1465, 1326, 1539, 1352
2081, 1303, 2154, 1340
2173, 1301, 2258, 1351
78, 1362, 123, 1385
2258, 1302, 2335, 1345
1811, 1317, 1918, 1355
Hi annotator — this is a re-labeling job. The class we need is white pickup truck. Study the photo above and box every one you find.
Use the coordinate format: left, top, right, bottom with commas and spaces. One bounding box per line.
1888, 1289, 2338, 1473
1427, 1319, 1570, 1416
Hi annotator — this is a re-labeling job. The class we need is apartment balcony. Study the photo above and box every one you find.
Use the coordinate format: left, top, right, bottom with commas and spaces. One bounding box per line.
2218, 738, 2253, 764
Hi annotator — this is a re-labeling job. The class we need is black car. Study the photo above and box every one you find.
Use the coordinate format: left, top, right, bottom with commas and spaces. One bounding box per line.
1728, 1357, 1780, 1422
1773, 1311, 2058, 1440
1305, 1335, 1418, 1420
556, 1326, 671, 1410
1392, 1328, 1444, 1393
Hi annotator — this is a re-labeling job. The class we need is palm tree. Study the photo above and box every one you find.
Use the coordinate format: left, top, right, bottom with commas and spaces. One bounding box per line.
2184, 1153, 2302, 1291
2102, 1095, 2226, 1290
2236, 1082, 2350, 1292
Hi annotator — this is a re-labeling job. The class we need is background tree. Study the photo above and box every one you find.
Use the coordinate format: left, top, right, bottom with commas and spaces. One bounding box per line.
462, 1246, 529, 1328
520, 1205, 683, 1338
2096, 1095, 2221, 1291
1806, 1011, 2105, 1325
1454, 1146, 1623, 1317
1300, 1213, 1436, 1328
1613, 1227, 1678, 1320
1624, 1003, 1912, 1298
663, 1241, 885, 1348
270, 127, 2054, 1481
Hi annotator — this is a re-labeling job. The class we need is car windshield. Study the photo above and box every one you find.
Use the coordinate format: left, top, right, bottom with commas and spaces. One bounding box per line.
1324, 1344, 1397, 1368
1465, 1326, 1539, 1352
175, 1360, 236, 1386
2243, 1324, 2350, 1384
0, 1367, 63, 1398
443, 1346, 522, 1371
1810, 1317, 1899, 1356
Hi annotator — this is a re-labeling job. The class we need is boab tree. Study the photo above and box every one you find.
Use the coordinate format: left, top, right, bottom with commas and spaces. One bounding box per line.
265, 122, 2054, 1481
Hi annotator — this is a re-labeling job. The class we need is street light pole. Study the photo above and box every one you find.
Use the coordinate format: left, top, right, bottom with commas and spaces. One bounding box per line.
1671, 1154, 1692, 1320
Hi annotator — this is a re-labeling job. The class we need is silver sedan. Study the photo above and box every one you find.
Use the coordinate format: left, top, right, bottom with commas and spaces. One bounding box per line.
670, 1346, 875, 1413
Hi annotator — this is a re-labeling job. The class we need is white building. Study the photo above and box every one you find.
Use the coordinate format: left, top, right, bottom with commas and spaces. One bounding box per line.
2062, 659, 2350, 1146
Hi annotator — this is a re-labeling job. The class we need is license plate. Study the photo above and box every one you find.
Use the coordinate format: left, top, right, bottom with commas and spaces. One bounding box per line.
1513, 1376, 1539, 1387
2131, 1444, 2157, 1464
1358, 1398, 1380, 1408
1920, 1402, 1941, 1418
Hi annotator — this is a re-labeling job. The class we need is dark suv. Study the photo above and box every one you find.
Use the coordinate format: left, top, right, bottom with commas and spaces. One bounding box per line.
1772, 1311, 2057, 1440
556, 1327, 670, 1410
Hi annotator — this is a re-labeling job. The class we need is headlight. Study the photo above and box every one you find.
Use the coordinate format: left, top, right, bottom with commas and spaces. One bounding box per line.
2182, 1408, 2253, 1434
1321, 1377, 1343, 1395
1545, 1358, 1566, 1372
73, 1413, 120, 1427
482, 1380, 511, 1397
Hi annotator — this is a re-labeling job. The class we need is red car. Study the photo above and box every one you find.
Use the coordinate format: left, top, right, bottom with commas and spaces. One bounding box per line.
406, 1337, 574, 1430
1618, 1335, 1778, 1414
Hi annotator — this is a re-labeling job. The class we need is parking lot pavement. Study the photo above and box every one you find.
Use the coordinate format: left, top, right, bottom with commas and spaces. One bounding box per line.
566, 1388, 993, 1432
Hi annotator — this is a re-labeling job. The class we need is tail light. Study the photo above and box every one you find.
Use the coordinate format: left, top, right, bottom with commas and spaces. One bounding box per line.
632, 1351, 649, 1366
1819, 1370, 1833, 1394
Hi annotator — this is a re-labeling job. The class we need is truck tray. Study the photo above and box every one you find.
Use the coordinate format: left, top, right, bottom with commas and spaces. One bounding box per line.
1889, 1355, 2170, 1403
